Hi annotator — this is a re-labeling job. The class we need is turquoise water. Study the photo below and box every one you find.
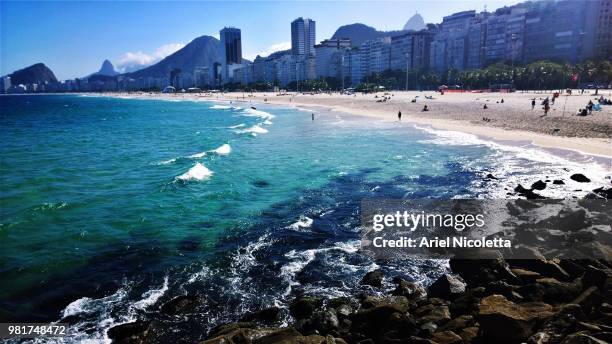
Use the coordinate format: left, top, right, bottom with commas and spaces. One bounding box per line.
0, 94, 608, 341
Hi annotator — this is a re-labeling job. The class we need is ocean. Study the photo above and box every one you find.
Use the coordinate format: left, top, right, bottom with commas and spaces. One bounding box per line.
0, 94, 609, 342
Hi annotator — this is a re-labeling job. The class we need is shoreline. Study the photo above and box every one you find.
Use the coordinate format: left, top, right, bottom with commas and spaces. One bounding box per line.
87, 91, 612, 159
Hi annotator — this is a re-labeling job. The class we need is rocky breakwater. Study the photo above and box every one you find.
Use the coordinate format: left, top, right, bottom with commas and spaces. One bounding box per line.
108, 254, 611, 343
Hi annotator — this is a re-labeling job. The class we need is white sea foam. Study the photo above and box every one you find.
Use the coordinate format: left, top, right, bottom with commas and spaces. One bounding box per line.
235, 125, 268, 134
187, 151, 207, 159
279, 240, 361, 296
262, 119, 274, 125
157, 159, 176, 165
210, 104, 231, 109
413, 124, 612, 198
133, 276, 169, 310
212, 143, 231, 155
287, 215, 313, 231
229, 123, 246, 129
176, 163, 213, 181
242, 108, 275, 120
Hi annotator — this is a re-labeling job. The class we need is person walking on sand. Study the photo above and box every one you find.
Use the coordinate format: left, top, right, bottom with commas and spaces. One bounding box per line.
544, 102, 550, 115
312, 113, 315, 121
398, 110, 402, 121
531, 99, 536, 110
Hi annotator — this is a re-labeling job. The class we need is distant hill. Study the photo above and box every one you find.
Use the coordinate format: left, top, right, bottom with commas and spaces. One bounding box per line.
124, 35, 221, 79
8, 63, 58, 85
404, 13, 426, 31
95, 59, 118, 77
331, 23, 407, 47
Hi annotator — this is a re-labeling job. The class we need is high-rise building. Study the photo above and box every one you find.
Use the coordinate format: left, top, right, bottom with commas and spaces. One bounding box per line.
594, 0, 611, 59
291, 18, 316, 56
390, 30, 435, 71
315, 39, 351, 79
1, 76, 11, 93
523, 0, 590, 64
220, 27, 243, 83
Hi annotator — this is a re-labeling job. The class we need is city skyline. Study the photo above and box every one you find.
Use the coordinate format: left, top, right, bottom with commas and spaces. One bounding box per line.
1, 0, 524, 80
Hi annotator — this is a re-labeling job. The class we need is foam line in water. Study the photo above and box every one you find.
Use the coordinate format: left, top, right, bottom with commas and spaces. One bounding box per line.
211, 143, 231, 155
287, 215, 313, 231
187, 151, 207, 159
176, 163, 213, 181
242, 108, 275, 120
234, 125, 268, 134
133, 276, 169, 310
210, 104, 231, 109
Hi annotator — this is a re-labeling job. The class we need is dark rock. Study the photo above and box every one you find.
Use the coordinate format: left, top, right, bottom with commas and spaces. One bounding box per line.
431, 330, 463, 344
289, 296, 323, 320
486, 173, 498, 180
414, 303, 451, 325
553, 180, 565, 185
561, 331, 607, 344
160, 295, 200, 315
107, 320, 151, 344
427, 274, 466, 301
477, 294, 554, 343
519, 278, 581, 303
240, 307, 281, 324
582, 265, 609, 288
572, 286, 601, 314
570, 174, 591, 183
360, 269, 384, 287
528, 304, 586, 344
511, 268, 542, 283
460, 327, 479, 342
592, 187, 612, 199
350, 297, 417, 341
439, 314, 474, 332
532, 180, 547, 190
391, 277, 426, 300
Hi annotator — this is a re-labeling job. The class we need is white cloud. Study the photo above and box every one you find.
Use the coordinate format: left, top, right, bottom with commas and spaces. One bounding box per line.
211, 32, 220, 40
244, 41, 291, 61
115, 43, 185, 73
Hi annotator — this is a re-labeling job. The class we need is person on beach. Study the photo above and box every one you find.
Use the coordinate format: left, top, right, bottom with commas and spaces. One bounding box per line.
483, 104, 488, 109
422, 105, 429, 112
312, 113, 315, 121
501, 98, 504, 103
398, 111, 402, 121
532, 99, 536, 110
544, 102, 550, 115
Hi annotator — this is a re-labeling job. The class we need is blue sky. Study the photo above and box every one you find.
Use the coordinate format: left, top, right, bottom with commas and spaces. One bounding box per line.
1, 0, 519, 80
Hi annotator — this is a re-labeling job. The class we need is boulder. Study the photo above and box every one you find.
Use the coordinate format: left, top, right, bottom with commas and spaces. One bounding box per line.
160, 295, 200, 315
511, 268, 542, 283
582, 265, 609, 288
477, 294, 554, 343
431, 330, 463, 344
414, 304, 451, 325
592, 187, 612, 199
290, 296, 323, 320
459, 327, 479, 343
427, 274, 466, 301
572, 286, 601, 314
107, 320, 151, 344
570, 174, 591, 183
241, 307, 281, 324
360, 269, 384, 288
553, 180, 565, 185
532, 180, 547, 190
561, 332, 607, 344
391, 277, 426, 300
439, 315, 474, 332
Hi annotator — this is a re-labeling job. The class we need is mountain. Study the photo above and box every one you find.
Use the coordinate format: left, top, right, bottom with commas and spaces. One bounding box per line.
331, 23, 407, 47
7, 63, 58, 85
95, 59, 118, 76
124, 35, 221, 79
403, 13, 426, 31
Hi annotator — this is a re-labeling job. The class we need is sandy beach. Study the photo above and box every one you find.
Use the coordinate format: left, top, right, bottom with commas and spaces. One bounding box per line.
107, 90, 612, 158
